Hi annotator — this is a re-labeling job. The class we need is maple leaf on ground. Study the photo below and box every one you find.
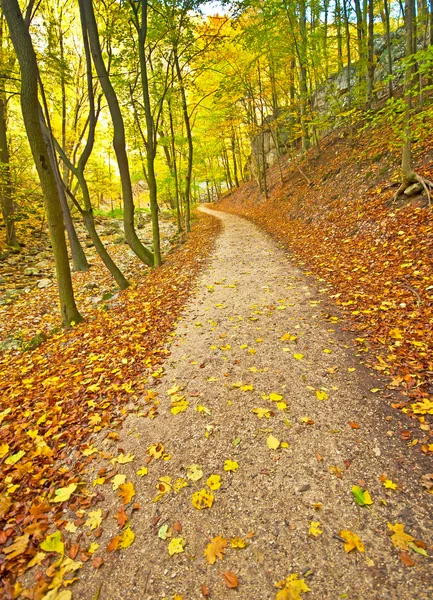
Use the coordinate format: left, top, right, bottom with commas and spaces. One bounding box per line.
230, 536, 248, 548
309, 522, 323, 537
40, 531, 64, 554
275, 573, 311, 599
118, 481, 135, 504
3, 533, 30, 560
85, 509, 102, 531
338, 530, 365, 553
388, 522, 414, 551
112, 474, 126, 490
115, 506, 128, 528
204, 535, 228, 564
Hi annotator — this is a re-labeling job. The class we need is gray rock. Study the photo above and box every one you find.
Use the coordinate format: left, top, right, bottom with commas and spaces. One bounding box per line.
404, 182, 423, 196
0, 335, 23, 352
35, 259, 51, 269
24, 267, 40, 276
83, 282, 99, 291
0, 289, 22, 305
37, 278, 52, 289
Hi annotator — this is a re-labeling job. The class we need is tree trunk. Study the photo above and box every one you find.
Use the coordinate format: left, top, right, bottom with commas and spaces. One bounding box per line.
82, 0, 153, 266
231, 133, 239, 187
384, 0, 394, 97
136, 0, 161, 266
174, 49, 192, 233
1, 0, 82, 325
299, 0, 310, 152
168, 96, 182, 232
366, 0, 375, 106
0, 95, 17, 247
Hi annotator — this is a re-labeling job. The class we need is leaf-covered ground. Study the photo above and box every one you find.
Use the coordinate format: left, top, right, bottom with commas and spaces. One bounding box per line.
0, 212, 221, 598
13, 206, 429, 600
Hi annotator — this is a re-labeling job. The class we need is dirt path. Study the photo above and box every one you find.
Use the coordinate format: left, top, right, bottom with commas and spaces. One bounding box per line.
73, 207, 432, 600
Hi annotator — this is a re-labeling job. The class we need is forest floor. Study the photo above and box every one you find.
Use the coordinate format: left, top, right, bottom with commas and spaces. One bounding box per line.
65, 207, 433, 600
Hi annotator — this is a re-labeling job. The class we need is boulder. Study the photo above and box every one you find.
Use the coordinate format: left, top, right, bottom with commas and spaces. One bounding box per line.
37, 278, 52, 289
24, 267, 40, 276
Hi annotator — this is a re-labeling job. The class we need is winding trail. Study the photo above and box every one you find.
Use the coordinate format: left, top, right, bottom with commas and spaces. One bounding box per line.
74, 207, 432, 600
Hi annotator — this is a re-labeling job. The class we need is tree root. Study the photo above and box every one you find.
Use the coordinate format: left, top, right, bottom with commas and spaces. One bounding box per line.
393, 174, 433, 206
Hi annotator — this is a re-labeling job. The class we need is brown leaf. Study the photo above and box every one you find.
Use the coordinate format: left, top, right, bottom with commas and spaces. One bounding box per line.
398, 551, 415, 567
201, 584, 210, 597
115, 506, 128, 529
92, 556, 104, 569
173, 521, 182, 532
315, 452, 323, 462
221, 571, 238, 589
69, 543, 79, 559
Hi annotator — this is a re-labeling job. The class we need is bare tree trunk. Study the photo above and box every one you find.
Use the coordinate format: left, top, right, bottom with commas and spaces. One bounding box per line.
82, 0, 153, 266
174, 49, 192, 233
130, 0, 161, 266
168, 96, 182, 232
0, 95, 17, 248
1, 0, 82, 325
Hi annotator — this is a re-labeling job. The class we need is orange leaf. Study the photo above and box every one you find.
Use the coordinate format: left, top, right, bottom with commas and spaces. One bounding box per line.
221, 571, 238, 589
398, 551, 415, 567
115, 506, 128, 528
107, 535, 121, 552
201, 584, 210, 597
204, 535, 227, 564
349, 421, 359, 429
118, 482, 135, 505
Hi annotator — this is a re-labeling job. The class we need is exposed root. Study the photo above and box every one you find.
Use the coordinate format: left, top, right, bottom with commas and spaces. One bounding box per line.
393, 174, 433, 206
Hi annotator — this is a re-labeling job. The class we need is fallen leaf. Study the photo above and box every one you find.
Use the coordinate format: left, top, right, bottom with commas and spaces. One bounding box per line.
309, 521, 323, 537
115, 506, 128, 528
192, 489, 214, 510
40, 531, 64, 554
118, 482, 135, 504
352, 485, 373, 506
388, 522, 414, 550
85, 509, 102, 531
50, 483, 77, 503
206, 474, 221, 490
338, 529, 365, 553
230, 536, 248, 548
187, 464, 204, 482
221, 571, 238, 589
224, 460, 239, 472
275, 573, 311, 599
267, 435, 280, 450
204, 535, 227, 564
168, 537, 186, 556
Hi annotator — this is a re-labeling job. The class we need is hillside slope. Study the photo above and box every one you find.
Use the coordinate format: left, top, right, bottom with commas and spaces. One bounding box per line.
216, 119, 433, 434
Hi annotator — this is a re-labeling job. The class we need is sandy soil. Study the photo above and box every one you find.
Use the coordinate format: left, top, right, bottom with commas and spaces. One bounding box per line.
71, 207, 433, 600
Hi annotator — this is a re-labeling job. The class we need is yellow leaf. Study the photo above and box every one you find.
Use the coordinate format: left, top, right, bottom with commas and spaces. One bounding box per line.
230, 536, 247, 548
293, 353, 304, 360
116, 452, 135, 464
136, 467, 148, 477
82, 446, 98, 457
118, 526, 135, 549
240, 384, 254, 391
281, 441, 289, 448
315, 390, 328, 401
204, 535, 227, 564
224, 460, 239, 472
191, 489, 214, 510
275, 573, 311, 599
281, 333, 297, 341
267, 435, 280, 450
338, 530, 365, 553
64, 522, 77, 533
85, 509, 102, 531
146, 443, 165, 459
92, 477, 105, 487
173, 478, 188, 493
112, 474, 126, 490
253, 408, 272, 418
40, 531, 64, 554
206, 474, 222, 490
5, 450, 26, 465
309, 521, 323, 537
383, 479, 397, 490
388, 522, 414, 550
4, 533, 29, 559
171, 398, 189, 414
88, 542, 99, 554
168, 537, 185, 556
269, 392, 283, 402
0, 443, 9, 458
389, 328, 403, 340
51, 483, 77, 503
187, 464, 203, 482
